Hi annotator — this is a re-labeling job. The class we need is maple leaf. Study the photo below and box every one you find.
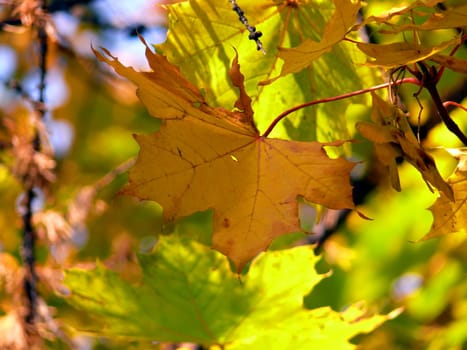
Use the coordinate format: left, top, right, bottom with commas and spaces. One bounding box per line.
429, 54, 467, 74
356, 37, 461, 69
381, 3, 467, 32
358, 0, 441, 26
416, 3, 467, 30
276, 0, 361, 78
64, 235, 395, 348
357, 92, 453, 200
95, 41, 355, 270
354, 1, 465, 70
157, 0, 380, 142
425, 149, 467, 239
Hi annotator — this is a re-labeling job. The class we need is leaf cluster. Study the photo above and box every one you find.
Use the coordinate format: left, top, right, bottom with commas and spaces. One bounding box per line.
63, 0, 467, 348
0, 0, 466, 349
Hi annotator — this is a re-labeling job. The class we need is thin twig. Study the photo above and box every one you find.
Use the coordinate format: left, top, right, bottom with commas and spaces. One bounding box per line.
443, 101, 467, 112
229, 0, 265, 54
21, 188, 38, 324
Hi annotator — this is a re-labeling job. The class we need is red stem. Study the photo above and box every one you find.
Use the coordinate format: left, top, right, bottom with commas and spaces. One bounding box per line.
443, 101, 467, 113
262, 77, 420, 138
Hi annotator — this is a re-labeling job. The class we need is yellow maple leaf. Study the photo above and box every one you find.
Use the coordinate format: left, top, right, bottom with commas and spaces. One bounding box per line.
425, 149, 467, 239
95, 40, 355, 270
357, 36, 460, 69
393, 3, 467, 31
275, 0, 361, 78
429, 54, 467, 74
418, 3, 467, 30
357, 92, 453, 200
358, 0, 441, 26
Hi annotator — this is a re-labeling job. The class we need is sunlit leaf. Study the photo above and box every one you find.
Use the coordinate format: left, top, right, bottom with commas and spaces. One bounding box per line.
417, 3, 467, 29
276, 0, 361, 77
156, 0, 380, 142
96, 45, 355, 269
429, 54, 467, 74
358, 0, 466, 36
64, 235, 393, 348
358, 0, 444, 28
395, 3, 467, 31
357, 36, 460, 68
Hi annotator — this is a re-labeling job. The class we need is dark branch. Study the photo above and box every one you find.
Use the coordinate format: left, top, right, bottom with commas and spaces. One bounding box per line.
416, 62, 467, 146
21, 189, 39, 324
21, 0, 50, 326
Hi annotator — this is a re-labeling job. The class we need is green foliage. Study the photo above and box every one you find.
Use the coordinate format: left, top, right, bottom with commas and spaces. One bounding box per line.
158, 0, 380, 142
62, 0, 467, 348
64, 235, 390, 349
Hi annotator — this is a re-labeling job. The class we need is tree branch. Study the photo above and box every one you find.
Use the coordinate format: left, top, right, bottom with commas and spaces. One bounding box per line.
417, 63, 467, 146
229, 0, 265, 53
21, 0, 50, 325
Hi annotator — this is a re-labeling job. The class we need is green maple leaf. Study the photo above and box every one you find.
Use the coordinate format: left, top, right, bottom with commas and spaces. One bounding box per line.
157, 0, 380, 143
64, 235, 394, 349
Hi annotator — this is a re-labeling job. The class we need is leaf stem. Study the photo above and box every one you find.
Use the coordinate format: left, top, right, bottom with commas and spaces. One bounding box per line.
262, 77, 419, 138
443, 101, 467, 113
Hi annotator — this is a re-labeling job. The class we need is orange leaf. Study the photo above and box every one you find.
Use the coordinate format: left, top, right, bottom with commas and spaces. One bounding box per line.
96, 41, 355, 270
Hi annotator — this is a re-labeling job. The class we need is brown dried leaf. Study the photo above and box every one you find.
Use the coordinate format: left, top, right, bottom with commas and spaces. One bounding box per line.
34, 210, 72, 244
0, 311, 28, 350
0, 253, 21, 295
357, 92, 453, 200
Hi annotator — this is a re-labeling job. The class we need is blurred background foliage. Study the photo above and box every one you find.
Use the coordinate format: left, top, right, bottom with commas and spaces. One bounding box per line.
0, 0, 165, 259
0, 0, 466, 349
